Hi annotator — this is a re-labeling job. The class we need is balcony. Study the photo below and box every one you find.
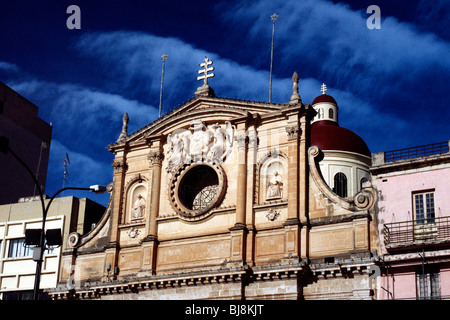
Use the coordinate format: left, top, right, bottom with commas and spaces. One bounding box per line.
384, 141, 449, 163
384, 216, 450, 250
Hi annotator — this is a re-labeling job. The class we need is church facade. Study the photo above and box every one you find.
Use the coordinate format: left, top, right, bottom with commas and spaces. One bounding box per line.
48, 61, 379, 300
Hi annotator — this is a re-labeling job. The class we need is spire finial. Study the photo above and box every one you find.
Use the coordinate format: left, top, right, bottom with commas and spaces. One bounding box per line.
321, 83, 327, 95
117, 112, 129, 142
289, 71, 301, 104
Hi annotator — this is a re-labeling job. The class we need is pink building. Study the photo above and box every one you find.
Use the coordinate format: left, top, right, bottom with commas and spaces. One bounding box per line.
371, 141, 450, 300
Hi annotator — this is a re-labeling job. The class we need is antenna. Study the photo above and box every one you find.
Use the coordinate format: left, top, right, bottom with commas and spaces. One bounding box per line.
33, 141, 48, 197
269, 13, 278, 103
159, 53, 168, 118
62, 153, 70, 193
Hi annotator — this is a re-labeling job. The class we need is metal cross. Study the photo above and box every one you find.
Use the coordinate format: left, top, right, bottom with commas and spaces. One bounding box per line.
321, 83, 327, 95
197, 56, 215, 86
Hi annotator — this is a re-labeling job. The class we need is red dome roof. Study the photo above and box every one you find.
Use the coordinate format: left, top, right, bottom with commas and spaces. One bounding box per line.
311, 121, 371, 157
312, 94, 337, 105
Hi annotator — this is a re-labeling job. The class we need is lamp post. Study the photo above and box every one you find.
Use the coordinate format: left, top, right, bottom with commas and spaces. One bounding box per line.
31, 185, 106, 300
0, 136, 106, 300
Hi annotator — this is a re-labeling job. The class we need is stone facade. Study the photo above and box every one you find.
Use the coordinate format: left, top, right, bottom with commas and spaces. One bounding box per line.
48, 75, 378, 300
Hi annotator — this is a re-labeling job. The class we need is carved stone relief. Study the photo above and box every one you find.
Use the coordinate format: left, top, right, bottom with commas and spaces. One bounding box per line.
165, 120, 234, 173
266, 208, 281, 221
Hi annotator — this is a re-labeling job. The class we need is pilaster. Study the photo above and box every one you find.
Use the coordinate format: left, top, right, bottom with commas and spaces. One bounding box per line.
140, 138, 163, 275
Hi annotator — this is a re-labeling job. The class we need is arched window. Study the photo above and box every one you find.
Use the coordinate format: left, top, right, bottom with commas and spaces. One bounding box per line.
360, 177, 369, 191
333, 172, 347, 198
318, 108, 324, 119
328, 108, 334, 120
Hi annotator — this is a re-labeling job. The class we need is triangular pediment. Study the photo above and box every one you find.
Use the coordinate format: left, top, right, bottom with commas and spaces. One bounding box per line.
109, 95, 286, 150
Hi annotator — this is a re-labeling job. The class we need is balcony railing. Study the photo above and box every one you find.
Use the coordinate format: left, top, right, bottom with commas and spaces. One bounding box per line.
384, 141, 449, 162
384, 216, 450, 248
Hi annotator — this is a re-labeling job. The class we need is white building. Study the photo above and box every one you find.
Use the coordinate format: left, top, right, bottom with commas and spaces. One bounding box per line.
0, 196, 104, 300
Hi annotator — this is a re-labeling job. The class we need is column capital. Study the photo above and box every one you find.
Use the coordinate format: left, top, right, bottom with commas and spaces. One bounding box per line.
286, 125, 301, 140
112, 160, 127, 174
148, 151, 164, 166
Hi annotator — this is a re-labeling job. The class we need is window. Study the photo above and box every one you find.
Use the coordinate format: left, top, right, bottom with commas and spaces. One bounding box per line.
416, 265, 440, 300
8, 238, 32, 258
7, 238, 55, 258
318, 108, 324, 119
333, 172, 347, 198
414, 191, 435, 224
328, 108, 334, 120
360, 177, 369, 191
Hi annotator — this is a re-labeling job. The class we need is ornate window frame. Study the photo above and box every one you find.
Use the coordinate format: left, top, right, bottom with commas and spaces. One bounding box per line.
255, 150, 288, 204
168, 162, 227, 221
122, 175, 149, 225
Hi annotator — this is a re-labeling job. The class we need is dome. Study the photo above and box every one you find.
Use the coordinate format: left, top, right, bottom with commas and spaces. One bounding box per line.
311, 121, 371, 157
312, 94, 337, 106
310, 84, 371, 157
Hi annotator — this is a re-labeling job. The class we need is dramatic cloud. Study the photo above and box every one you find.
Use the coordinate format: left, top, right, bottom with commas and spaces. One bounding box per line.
216, 0, 450, 150
1, 0, 448, 204
73, 31, 288, 104
46, 140, 112, 205
0, 61, 20, 73
71, 30, 412, 152
9, 79, 157, 144
7, 77, 157, 204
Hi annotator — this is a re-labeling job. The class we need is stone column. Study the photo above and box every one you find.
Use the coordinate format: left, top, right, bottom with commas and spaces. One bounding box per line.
235, 130, 247, 227
283, 123, 301, 262
147, 150, 164, 237
105, 152, 128, 279
229, 127, 248, 266
299, 114, 310, 260
245, 127, 258, 266
139, 142, 163, 276
285, 124, 300, 222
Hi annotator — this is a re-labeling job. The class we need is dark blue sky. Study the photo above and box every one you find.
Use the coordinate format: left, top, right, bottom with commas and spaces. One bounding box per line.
0, 0, 449, 206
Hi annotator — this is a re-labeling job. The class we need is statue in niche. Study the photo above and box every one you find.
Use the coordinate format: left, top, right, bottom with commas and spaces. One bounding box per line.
131, 194, 146, 220
267, 171, 283, 199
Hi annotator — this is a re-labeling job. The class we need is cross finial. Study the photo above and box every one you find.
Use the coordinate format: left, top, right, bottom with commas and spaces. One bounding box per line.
321, 83, 327, 95
197, 56, 215, 86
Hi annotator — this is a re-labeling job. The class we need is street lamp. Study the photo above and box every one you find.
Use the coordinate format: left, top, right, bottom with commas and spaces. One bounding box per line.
0, 136, 106, 300
29, 185, 106, 300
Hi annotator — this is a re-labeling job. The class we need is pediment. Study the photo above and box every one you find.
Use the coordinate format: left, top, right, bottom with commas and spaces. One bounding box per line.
109, 95, 284, 150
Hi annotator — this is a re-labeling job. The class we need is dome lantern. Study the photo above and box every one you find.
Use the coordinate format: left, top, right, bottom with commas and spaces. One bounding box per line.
311, 83, 339, 125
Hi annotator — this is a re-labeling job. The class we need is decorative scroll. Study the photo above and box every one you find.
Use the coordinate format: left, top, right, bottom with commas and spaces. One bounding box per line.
308, 146, 377, 211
